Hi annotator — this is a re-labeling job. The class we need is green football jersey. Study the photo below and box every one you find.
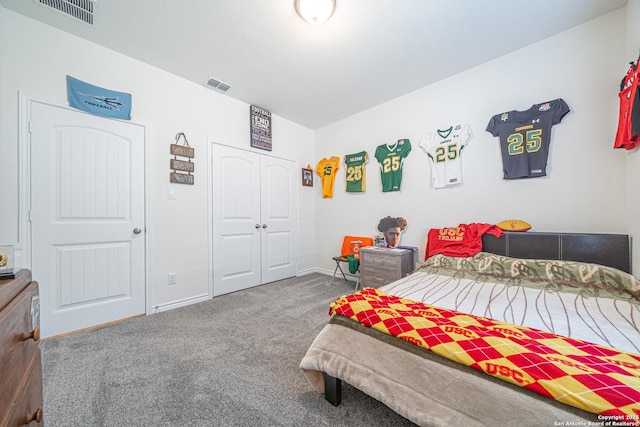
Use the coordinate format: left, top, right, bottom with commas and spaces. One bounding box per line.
343, 151, 369, 193
374, 139, 412, 192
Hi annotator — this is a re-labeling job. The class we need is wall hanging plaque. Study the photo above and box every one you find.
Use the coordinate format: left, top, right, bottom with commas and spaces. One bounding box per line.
170, 132, 194, 185
250, 105, 272, 151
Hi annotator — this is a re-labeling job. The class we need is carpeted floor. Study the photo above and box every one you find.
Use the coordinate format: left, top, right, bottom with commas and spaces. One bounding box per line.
41, 273, 417, 426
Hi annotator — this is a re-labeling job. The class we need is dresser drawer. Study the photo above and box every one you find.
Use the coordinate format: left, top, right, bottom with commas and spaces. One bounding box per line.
0, 271, 32, 315
362, 269, 399, 287
3, 354, 43, 427
0, 282, 40, 420
360, 252, 399, 270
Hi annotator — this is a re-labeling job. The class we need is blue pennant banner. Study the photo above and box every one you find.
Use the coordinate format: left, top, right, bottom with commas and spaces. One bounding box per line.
66, 75, 132, 120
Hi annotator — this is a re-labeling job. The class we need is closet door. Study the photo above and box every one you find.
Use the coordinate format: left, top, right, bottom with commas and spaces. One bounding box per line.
212, 145, 262, 296
211, 144, 297, 296
260, 156, 297, 283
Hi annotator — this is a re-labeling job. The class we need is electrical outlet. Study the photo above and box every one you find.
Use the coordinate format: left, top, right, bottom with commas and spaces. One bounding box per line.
168, 273, 177, 285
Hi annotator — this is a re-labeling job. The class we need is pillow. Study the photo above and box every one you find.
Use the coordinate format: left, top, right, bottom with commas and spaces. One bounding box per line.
422, 252, 640, 301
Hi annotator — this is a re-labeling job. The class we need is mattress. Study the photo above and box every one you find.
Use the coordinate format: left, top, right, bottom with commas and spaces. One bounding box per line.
380, 253, 640, 353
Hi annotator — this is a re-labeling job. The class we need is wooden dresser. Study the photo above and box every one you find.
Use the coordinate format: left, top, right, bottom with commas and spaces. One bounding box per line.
0, 270, 43, 426
360, 246, 415, 288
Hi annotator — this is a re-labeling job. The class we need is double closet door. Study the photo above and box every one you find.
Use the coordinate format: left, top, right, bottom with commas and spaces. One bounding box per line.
211, 144, 297, 296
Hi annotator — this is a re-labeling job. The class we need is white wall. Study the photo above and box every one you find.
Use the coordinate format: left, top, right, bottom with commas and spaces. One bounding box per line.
0, 8, 316, 309
314, 8, 630, 272
0, 7, 14, 245
626, 0, 640, 274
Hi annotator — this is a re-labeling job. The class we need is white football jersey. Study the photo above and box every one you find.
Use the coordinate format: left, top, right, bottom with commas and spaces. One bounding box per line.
419, 124, 472, 188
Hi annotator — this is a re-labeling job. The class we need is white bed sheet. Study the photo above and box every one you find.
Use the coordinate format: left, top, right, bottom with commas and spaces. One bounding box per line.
379, 270, 640, 354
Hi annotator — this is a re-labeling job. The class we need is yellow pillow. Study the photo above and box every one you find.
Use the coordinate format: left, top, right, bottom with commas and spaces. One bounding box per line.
497, 219, 531, 232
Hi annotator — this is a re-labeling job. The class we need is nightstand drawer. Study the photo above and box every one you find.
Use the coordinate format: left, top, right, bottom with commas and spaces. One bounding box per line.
361, 253, 398, 270
362, 269, 398, 286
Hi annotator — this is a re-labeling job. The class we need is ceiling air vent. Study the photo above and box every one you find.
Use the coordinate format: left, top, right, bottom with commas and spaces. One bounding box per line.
34, 0, 98, 26
206, 77, 231, 93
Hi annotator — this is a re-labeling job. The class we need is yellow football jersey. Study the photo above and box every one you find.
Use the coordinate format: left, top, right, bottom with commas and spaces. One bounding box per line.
316, 156, 340, 198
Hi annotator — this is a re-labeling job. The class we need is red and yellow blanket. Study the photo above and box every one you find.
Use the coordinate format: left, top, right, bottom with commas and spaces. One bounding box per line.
329, 288, 640, 420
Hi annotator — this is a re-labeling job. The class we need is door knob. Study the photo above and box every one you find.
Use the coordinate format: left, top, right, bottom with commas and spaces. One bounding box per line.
262, 224, 268, 228
255, 224, 261, 229
22, 327, 40, 342
133, 228, 142, 234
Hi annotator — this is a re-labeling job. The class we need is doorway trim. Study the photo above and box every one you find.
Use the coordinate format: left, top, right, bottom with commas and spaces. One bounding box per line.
18, 92, 153, 316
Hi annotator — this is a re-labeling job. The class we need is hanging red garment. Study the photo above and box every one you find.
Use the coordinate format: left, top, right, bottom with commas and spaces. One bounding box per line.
425, 223, 503, 260
614, 59, 640, 150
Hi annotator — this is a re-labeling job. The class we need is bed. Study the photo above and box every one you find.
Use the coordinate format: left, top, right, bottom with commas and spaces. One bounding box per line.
300, 231, 640, 426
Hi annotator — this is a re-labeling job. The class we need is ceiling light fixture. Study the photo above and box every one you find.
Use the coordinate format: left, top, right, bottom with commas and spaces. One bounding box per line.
295, 0, 336, 25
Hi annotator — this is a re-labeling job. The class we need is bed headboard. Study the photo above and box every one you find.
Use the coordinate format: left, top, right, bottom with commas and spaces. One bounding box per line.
482, 232, 632, 273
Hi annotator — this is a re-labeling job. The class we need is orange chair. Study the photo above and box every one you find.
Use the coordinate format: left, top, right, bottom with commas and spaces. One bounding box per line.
331, 236, 374, 290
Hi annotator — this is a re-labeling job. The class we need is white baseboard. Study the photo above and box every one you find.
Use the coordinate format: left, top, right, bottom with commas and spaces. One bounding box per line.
152, 269, 358, 316
297, 267, 319, 276
151, 293, 209, 314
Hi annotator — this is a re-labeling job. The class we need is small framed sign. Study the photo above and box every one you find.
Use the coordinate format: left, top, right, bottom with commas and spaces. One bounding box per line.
250, 105, 272, 151
302, 167, 313, 187
170, 132, 194, 185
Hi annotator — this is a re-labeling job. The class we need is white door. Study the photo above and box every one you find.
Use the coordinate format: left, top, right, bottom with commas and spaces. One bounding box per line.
211, 144, 297, 296
29, 101, 146, 338
260, 156, 297, 283
211, 145, 262, 295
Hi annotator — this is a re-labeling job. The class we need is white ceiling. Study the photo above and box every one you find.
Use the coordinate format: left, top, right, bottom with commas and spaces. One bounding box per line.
1, 0, 628, 129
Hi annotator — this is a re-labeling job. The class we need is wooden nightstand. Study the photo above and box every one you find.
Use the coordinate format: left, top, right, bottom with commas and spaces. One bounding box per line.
360, 246, 415, 288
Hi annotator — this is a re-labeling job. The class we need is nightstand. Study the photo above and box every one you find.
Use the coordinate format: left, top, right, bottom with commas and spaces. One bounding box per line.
359, 246, 415, 288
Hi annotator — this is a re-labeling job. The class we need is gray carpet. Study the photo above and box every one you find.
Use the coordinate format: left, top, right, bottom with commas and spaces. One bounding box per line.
41, 273, 417, 426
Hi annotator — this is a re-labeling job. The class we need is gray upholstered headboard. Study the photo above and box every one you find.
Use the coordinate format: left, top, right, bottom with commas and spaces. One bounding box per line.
482, 232, 632, 274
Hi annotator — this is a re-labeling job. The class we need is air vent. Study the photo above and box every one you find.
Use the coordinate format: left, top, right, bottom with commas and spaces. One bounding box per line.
34, 0, 98, 26
206, 77, 231, 93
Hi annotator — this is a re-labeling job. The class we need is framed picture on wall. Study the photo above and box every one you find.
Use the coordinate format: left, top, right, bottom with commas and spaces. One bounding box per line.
302, 168, 313, 187
250, 105, 272, 151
